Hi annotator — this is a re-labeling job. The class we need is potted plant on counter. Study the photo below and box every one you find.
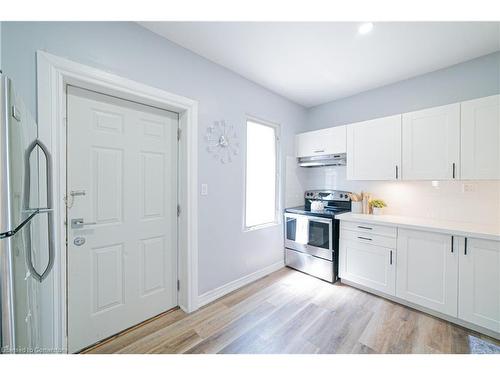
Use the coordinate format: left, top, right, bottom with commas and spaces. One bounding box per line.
370, 199, 387, 215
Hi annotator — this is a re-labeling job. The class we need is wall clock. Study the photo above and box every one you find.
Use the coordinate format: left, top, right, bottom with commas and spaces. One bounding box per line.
205, 120, 239, 163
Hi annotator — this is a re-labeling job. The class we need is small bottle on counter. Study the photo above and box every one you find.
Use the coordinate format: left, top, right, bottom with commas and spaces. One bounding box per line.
362, 192, 371, 214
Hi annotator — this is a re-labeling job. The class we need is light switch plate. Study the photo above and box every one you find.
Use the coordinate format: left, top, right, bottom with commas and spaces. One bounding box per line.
201, 184, 208, 196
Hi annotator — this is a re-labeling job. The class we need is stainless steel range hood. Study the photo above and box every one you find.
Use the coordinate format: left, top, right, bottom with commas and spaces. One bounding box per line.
298, 153, 346, 167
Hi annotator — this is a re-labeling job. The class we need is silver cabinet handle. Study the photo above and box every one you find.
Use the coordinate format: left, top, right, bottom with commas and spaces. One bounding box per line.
24, 139, 54, 282
452, 162, 456, 179
357, 236, 372, 241
313, 149, 325, 153
357, 226, 373, 230
464, 237, 468, 255
395, 165, 399, 179
390, 250, 393, 265
451, 235, 454, 253
71, 218, 97, 229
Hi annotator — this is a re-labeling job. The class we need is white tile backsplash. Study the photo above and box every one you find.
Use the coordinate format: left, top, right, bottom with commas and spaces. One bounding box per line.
287, 163, 500, 227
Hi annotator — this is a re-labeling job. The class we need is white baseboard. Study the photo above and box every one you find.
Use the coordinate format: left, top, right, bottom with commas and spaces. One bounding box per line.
197, 261, 285, 307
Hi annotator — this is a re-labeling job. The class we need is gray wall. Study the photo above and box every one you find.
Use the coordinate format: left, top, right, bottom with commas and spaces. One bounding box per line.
1, 22, 308, 295
2, 22, 498, 296
307, 52, 500, 130
299, 51, 500, 231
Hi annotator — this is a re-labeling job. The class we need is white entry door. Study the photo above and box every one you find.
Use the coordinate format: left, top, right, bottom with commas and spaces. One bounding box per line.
66, 86, 178, 353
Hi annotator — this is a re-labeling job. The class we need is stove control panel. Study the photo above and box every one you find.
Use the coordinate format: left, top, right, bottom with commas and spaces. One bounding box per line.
305, 190, 351, 201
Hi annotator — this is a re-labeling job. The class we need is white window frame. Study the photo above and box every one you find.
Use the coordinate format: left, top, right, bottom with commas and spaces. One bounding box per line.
243, 115, 281, 231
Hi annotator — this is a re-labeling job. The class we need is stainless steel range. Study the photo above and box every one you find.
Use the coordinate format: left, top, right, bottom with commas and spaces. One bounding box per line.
284, 190, 351, 283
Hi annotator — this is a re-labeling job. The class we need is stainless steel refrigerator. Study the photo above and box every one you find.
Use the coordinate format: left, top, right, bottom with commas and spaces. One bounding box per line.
0, 73, 54, 353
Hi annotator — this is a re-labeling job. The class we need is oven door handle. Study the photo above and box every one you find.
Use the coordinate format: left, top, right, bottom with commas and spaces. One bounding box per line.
284, 213, 333, 225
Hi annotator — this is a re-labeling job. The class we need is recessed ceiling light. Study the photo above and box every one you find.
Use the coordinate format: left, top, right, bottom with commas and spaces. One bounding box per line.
358, 22, 374, 35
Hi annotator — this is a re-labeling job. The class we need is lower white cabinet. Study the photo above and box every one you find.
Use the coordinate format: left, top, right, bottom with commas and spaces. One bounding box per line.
459, 237, 500, 333
396, 229, 458, 316
339, 220, 500, 336
339, 229, 396, 296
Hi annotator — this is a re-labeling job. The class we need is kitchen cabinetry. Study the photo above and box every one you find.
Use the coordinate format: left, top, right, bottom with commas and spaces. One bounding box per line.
339, 223, 396, 295
402, 103, 460, 180
295, 125, 346, 158
461, 95, 500, 180
346, 115, 401, 180
396, 229, 458, 316
338, 215, 500, 337
298, 95, 498, 181
459, 237, 500, 333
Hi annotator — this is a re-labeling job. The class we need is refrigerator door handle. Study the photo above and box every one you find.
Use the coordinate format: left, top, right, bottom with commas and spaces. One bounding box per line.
24, 139, 54, 282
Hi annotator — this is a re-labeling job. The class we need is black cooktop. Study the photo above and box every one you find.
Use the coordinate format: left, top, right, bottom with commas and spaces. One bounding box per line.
284, 206, 350, 219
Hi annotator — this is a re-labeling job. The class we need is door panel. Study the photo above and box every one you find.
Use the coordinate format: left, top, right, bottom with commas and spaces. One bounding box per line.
459, 238, 500, 333
347, 115, 401, 180
140, 236, 167, 296
92, 147, 123, 224
339, 238, 395, 295
461, 95, 500, 180
67, 86, 178, 353
296, 125, 346, 157
141, 152, 165, 219
396, 229, 458, 316
91, 243, 125, 313
402, 103, 460, 180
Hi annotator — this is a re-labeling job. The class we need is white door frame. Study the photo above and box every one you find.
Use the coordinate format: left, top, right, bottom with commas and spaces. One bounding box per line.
36, 51, 199, 353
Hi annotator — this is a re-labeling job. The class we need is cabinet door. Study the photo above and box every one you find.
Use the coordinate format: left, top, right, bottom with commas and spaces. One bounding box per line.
402, 103, 460, 180
459, 238, 500, 333
396, 229, 458, 316
296, 126, 346, 157
461, 95, 500, 180
339, 238, 396, 295
346, 115, 401, 180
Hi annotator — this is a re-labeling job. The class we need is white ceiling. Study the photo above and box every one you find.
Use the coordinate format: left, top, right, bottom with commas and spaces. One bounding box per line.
139, 22, 500, 108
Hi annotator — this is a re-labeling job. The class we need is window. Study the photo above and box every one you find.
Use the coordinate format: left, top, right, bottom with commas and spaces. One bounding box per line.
245, 118, 279, 229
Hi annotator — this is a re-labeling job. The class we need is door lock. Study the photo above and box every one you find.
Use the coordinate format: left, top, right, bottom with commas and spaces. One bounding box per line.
73, 237, 86, 246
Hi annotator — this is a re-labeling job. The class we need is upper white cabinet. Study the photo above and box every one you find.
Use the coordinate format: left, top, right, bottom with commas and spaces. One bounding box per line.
461, 95, 500, 180
296, 125, 346, 158
402, 103, 460, 180
459, 237, 500, 333
347, 115, 401, 180
396, 229, 458, 316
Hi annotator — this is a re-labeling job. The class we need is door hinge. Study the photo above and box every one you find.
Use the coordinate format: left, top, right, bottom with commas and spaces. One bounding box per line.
177, 204, 181, 217
177, 128, 181, 141
177, 280, 180, 291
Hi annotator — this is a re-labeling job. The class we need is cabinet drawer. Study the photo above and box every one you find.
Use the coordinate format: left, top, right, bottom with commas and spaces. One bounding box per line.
341, 221, 397, 238
340, 229, 397, 249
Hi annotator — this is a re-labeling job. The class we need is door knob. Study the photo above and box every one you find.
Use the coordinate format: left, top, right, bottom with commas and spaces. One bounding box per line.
71, 218, 97, 229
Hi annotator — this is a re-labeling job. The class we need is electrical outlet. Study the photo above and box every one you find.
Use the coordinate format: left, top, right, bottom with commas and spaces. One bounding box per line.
462, 183, 477, 193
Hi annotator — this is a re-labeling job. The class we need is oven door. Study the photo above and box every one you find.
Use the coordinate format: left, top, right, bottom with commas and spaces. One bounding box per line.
284, 213, 332, 260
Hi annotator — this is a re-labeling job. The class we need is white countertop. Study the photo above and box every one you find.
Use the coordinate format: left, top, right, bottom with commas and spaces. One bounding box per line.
336, 213, 500, 241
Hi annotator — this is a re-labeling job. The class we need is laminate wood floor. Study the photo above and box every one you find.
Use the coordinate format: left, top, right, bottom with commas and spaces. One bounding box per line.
84, 268, 500, 354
